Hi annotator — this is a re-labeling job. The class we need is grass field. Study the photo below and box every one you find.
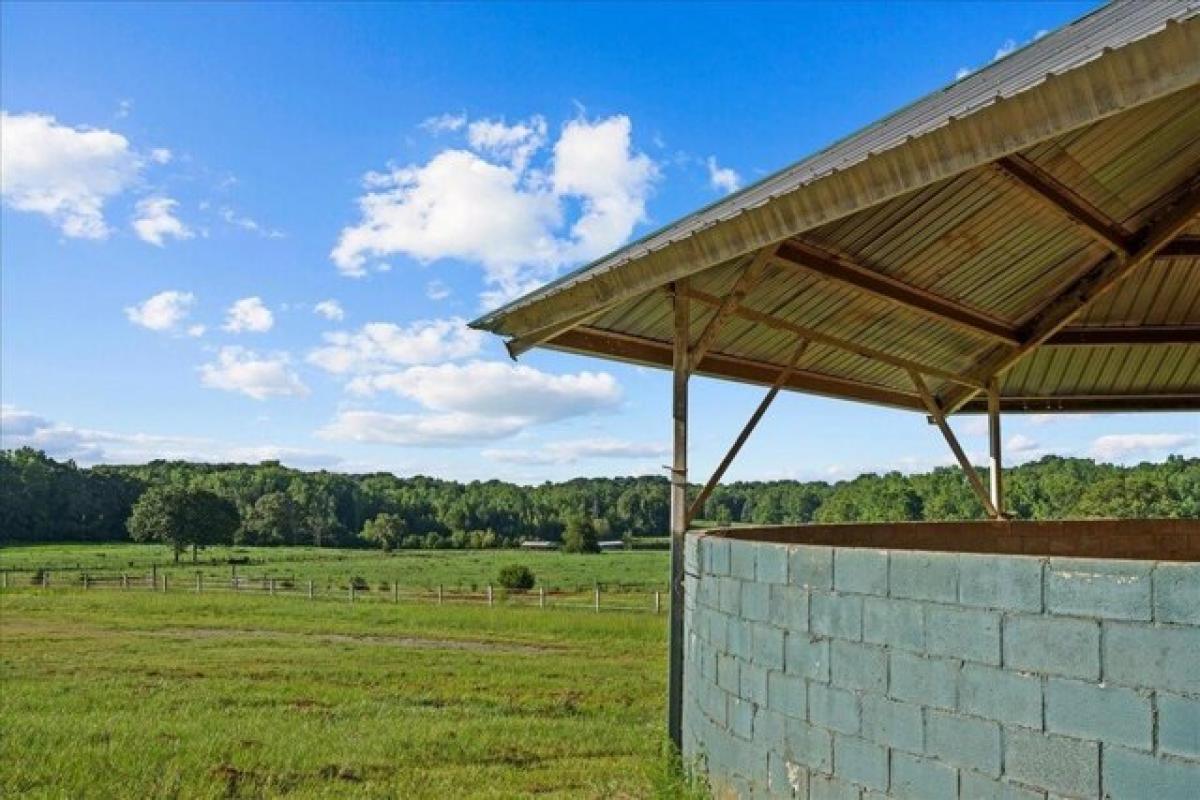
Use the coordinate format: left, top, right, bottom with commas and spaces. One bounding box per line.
0, 544, 670, 597
0, 585, 693, 798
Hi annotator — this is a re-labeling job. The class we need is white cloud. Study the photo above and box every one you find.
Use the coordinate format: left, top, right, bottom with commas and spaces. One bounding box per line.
484, 437, 668, 465
705, 156, 741, 194
124, 290, 196, 333
132, 196, 193, 246
0, 111, 143, 239
313, 299, 345, 321
1, 404, 339, 468
317, 410, 529, 447
220, 207, 284, 239
186, 324, 206, 338
1006, 433, 1041, 455
1029, 413, 1094, 426
426, 280, 451, 301
331, 113, 657, 308
994, 39, 1018, 61
307, 317, 482, 374
149, 147, 173, 165
198, 347, 308, 400
222, 296, 274, 333
955, 67, 972, 81
1090, 433, 1197, 461
420, 112, 467, 134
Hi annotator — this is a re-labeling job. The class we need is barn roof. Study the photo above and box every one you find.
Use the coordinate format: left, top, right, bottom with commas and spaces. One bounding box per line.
472, 1, 1200, 414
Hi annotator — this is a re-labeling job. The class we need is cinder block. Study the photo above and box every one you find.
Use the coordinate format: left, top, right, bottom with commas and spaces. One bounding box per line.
889, 550, 957, 603
786, 633, 830, 682
889, 651, 957, 710
729, 695, 755, 740
834, 734, 888, 791
708, 537, 731, 576
730, 539, 757, 581
718, 576, 741, 615
755, 706, 786, 746
1046, 558, 1152, 621
830, 640, 887, 693
708, 609, 730, 651
925, 709, 1001, 776
959, 665, 1041, 728
863, 596, 924, 652
1153, 562, 1200, 625
768, 750, 807, 798
758, 544, 790, 585
742, 581, 772, 622
809, 682, 860, 735
770, 584, 809, 631
702, 678, 727, 726
767, 670, 806, 718
890, 751, 957, 800
1102, 746, 1200, 800
958, 771, 1044, 800
790, 545, 833, 590
861, 694, 923, 753
958, 553, 1042, 612
1044, 677, 1151, 750
753, 623, 786, 670
1004, 614, 1099, 680
728, 617, 753, 660
834, 548, 888, 595
740, 660, 769, 706
1158, 691, 1200, 759
685, 535, 701, 575
809, 774, 863, 800
785, 718, 832, 773
1004, 728, 1098, 797
717, 653, 739, 693
926, 605, 1001, 665
811, 592, 863, 641
1104, 622, 1200, 694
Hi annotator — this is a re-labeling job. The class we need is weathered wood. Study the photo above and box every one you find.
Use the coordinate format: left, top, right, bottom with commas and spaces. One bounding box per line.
775, 239, 1020, 345
1045, 325, 1200, 346
667, 280, 690, 751
987, 378, 1004, 517
1158, 235, 1200, 257
687, 247, 775, 373
681, 285, 985, 389
993, 154, 1132, 254
505, 303, 619, 359
910, 370, 999, 519
943, 175, 1200, 413
687, 340, 809, 525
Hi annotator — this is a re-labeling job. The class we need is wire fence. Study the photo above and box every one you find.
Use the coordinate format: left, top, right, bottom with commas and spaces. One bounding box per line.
0, 569, 666, 614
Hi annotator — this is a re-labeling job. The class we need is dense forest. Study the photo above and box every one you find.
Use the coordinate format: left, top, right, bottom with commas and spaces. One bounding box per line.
2, 448, 1197, 547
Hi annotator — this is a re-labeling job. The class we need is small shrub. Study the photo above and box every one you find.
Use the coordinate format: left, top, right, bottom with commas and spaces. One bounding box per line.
496, 564, 535, 592
349, 575, 369, 591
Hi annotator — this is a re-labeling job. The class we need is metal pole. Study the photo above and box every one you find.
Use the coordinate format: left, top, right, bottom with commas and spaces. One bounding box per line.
667, 279, 689, 750
987, 378, 1005, 517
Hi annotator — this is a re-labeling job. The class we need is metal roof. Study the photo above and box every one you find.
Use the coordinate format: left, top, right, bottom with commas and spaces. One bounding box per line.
472, 1, 1200, 415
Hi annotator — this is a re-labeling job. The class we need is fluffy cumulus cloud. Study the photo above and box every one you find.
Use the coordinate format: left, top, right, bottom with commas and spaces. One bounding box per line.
132, 196, 193, 246
1, 405, 339, 467
125, 290, 198, 334
313, 299, 345, 321
484, 437, 668, 465
307, 317, 482, 374
331, 113, 657, 308
1090, 433, 1197, 462
198, 347, 308, 400
319, 360, 621, 447
0, 111, 143, 239
222, 296, 274, 333
706, 156, 741, 194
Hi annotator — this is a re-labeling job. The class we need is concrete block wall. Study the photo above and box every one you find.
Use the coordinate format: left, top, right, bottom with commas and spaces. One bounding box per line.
681, 534, 1200, 799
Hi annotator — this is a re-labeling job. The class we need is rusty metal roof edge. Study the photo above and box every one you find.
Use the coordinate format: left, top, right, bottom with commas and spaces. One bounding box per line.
471, 0, 1200, 337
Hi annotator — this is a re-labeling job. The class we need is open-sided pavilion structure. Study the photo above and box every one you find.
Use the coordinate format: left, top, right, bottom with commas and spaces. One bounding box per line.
474, 3, 1199, 796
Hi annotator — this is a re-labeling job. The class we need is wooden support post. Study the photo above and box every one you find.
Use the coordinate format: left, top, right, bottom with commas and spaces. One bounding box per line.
687, 340, 808, 524
83, 574, 89, 591
909, 370, 999, 519
349, 584, 356, 603
1, 571, 7, 590
162, 574, 168, 593
668, 279, 690, 751
987, 378, 1004, 517
42, 570, 49, 589
269, 578, 276, 596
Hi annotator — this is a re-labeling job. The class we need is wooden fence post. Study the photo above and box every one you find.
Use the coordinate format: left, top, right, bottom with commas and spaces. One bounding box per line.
539, 586, 545, 609
83, 574, 89, 591
437, 584, 444, 606
1, 571, 7, 590
349, 584, 355, 603
487, 584, 493, 607
122, 573, 128, 590
655, 591, 661, 614
308, 580, 314, 600
594, 585, 600, 613
393, 582, 399, 604
43, 571, 49, 589
162, 574, 168, 593
196, 573, 202, 593
269, 578, 275, 596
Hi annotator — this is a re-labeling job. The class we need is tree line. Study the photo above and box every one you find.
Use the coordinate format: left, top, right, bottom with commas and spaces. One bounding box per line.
2, 448, 1197, 548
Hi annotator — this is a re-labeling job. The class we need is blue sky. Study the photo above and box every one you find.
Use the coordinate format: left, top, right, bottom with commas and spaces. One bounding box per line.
2, 1, 1196, 483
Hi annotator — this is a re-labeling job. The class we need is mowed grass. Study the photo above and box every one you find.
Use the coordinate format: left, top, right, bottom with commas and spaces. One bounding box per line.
0, 588, 673, 799
0, 543, 670, 594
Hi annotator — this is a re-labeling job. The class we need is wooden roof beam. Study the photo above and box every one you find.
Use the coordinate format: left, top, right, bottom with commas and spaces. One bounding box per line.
774, 239, 1021, 346
941, 173, 1200, 413
1046, 325, 1200, 347
993, 154, 1133, 255
1157, 235, 1200, 258
687, 247, 775, 374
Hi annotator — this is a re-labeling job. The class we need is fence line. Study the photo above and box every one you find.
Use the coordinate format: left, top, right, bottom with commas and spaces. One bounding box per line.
0, 571, 666, 615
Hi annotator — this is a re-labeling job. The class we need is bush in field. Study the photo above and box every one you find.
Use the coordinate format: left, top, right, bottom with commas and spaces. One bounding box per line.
561, 514, 600, 554
349, 575, 369, 591
127, 486, 239, 563
497, 564, 535, 591
361, 512, 407, 551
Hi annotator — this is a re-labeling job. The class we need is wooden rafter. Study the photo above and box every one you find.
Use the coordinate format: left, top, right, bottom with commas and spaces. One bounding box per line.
1045, 325, 1200, 347
909, 370, 999, 519
774, 239, 1020, 345
688, 247, 775, 374
1158, 235, 1200, 258
505, 304, 616, 359
686, 340, 809, 526
680, 285, 985, 389
993, 154, 1133, 254
941, 174, 1200, 413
